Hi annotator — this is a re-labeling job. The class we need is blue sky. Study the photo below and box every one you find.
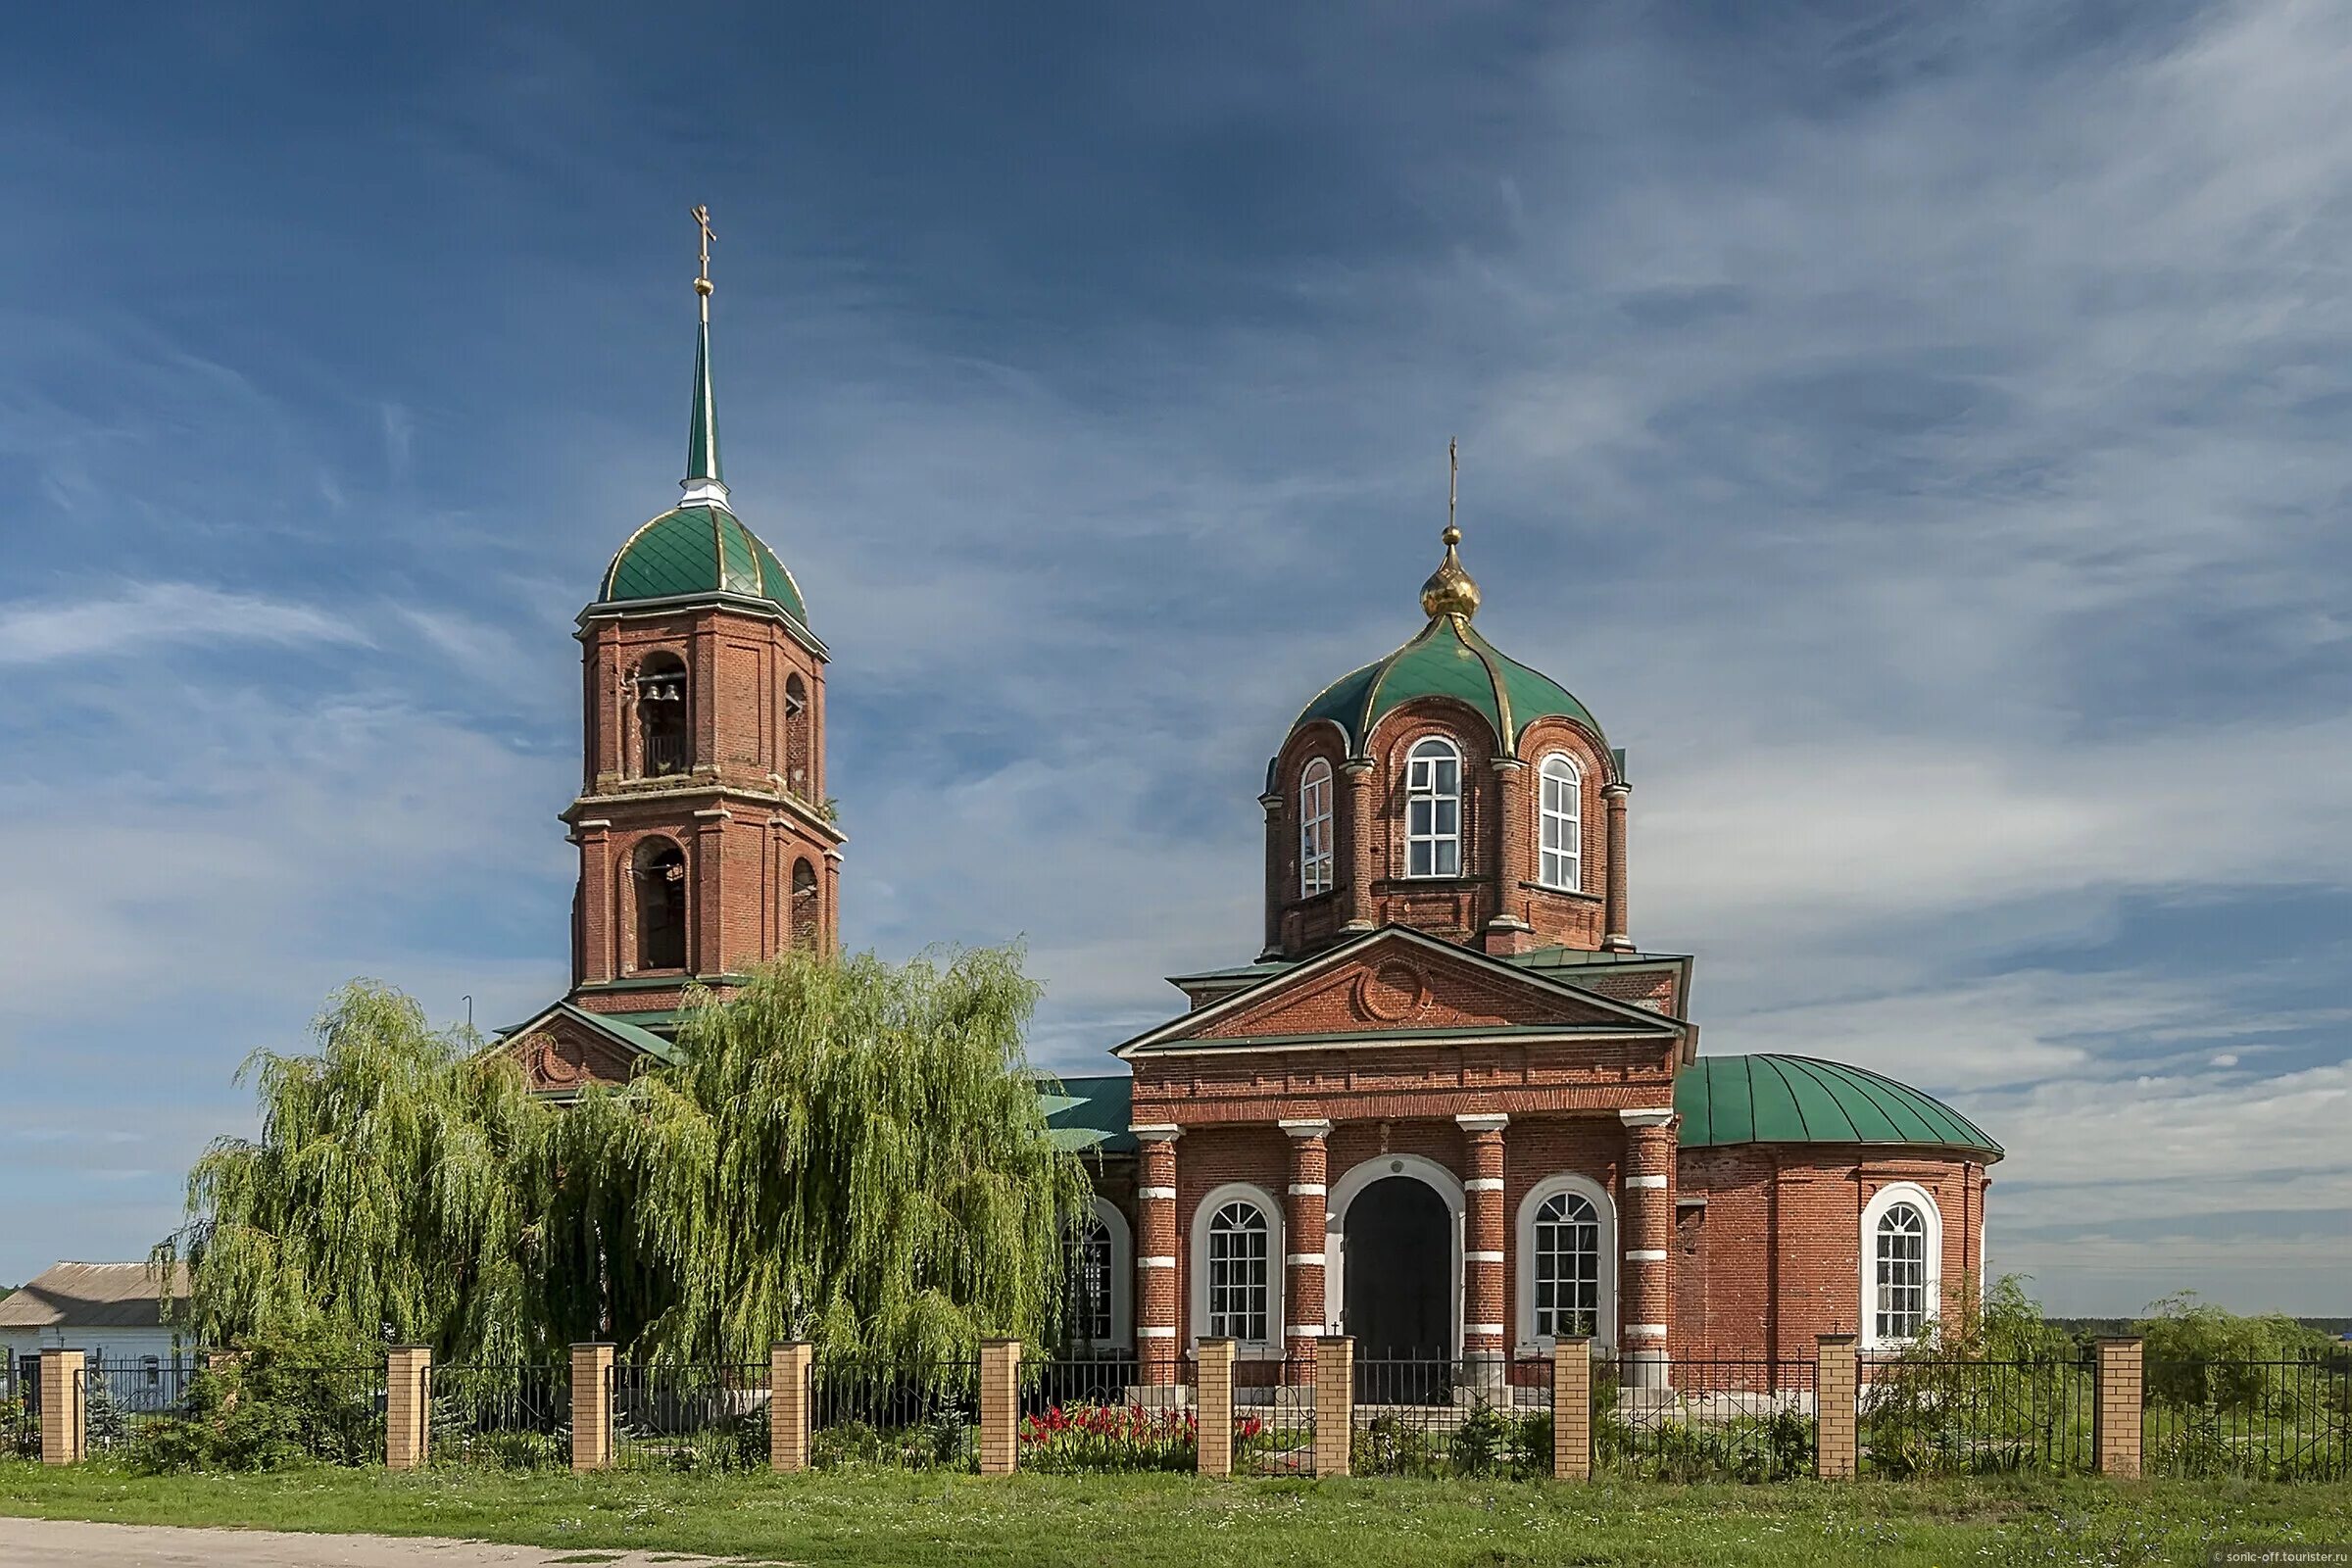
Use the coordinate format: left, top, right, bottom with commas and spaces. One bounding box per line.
2, 1, 2345, 1313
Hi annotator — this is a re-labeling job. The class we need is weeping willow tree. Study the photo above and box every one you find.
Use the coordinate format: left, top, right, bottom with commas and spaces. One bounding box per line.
154, 982, 552, 1360
551, 944, 1092, 1366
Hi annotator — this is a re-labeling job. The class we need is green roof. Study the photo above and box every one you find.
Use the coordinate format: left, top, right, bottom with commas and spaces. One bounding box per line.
599, 504, 808, 622
1676, 1054, 2002, 1158
1289, 612, 1607, 767
1041, 1073, 1134, 1153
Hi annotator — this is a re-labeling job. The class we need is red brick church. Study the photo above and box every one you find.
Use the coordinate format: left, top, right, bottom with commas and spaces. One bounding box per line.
508, 258, 2003, 1390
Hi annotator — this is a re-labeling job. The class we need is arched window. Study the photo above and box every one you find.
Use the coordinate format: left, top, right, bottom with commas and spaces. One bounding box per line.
791, 858, 820, 949
636, 653, 690, 777
1205, 1200, 1271, 1343
633, 840, 688, 971
1861, 1183, 1943, 1348
1516, 1175, 1617, 1348
1061, 1197, 1131, 1350
1298, 759, 1334, 897
784, 672, 811, 799
1404, 736, 1462, 877
1538, 753, 1582, 892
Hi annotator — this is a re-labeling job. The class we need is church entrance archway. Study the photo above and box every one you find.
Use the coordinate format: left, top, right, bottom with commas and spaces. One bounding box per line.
1340, 1169, 1456, 1402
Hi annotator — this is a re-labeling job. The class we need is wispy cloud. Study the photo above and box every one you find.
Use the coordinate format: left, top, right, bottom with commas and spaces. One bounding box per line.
0, 583, 369, 665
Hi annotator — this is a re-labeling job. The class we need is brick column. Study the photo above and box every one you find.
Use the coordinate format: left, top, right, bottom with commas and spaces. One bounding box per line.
1485, 759, 1534, 955
768, 1342, 812, 1473
977, 1339, 1021, 1476
1281, 1119, 1331, 1380
1135, 1125, 1183, 1384
385, 1346, 430, 1470
1340, 760, 1376, 933
1618, 1108, 1677, 1389
1551, 1338, 1592, 1479
822, 845, 844, 956
37, 1348, 84, 1465
1601, 783, 1632, 952
2092, 1337, 2144, 1478
1313, 1337, 1354, 1477
693, 807, 730, 974
1258, 791, 1285, 959
1457, 1113, 1509, 1398
570, 1344, 613, 1471
574, 818, 613, 984
1815, 1335, 1857, 1479
1196, 1338, 1236, 1477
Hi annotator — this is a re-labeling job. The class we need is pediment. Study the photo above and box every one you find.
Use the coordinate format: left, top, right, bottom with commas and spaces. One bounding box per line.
502, 1006, 649, 1095
1114, 926, 1680, 1056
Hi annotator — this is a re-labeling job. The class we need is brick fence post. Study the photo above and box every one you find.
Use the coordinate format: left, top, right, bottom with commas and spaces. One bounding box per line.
1815, 1335, 1857, 1479
1196, 1338, 1236, 1477
38, 1348, 85, 1465
570, 1344, 613, 1472
1551, 1338, 1592, 1479
384, 1346, 431, 1470
1313, 1336, 1353, 1477
2092, 1337, 2144, 1479
768, 1343, 812, 1473
977, 1339, 1021, 1476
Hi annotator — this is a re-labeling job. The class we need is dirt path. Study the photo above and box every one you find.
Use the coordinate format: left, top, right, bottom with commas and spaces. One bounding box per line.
0, 1518, 741, 1568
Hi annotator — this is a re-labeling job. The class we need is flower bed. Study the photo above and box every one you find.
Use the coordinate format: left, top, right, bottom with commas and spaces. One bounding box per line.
1017, 1402, 1197, 1473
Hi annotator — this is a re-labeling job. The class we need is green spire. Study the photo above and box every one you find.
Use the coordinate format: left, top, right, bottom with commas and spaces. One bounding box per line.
681, 204, 728, 508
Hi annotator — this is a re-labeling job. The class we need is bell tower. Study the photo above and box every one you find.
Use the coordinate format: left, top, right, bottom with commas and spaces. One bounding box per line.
561, 207, 844, 1020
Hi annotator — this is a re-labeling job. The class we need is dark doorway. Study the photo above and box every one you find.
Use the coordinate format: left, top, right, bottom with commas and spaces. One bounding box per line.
1344, 1175, 1452, 1401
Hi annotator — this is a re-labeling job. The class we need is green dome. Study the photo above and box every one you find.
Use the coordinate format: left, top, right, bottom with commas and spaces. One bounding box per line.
1292, 612, 1607, 762
1676, 1054, 2002, 1159
599, 503, 808, 624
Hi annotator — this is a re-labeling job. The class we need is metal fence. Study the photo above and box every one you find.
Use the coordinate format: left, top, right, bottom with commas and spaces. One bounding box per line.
808, 1356, 980, 1471
2144, 1356, 2351, 1481
79, 1358, 201, 1453
1854, 1355, 2095, 1478
1349, 1357, 1553, 1479
1596, 1355, 1817, 1483
609, 1362, 772, 1472
428, 1362, 572, 1470
1018, 1355, 1197, 1472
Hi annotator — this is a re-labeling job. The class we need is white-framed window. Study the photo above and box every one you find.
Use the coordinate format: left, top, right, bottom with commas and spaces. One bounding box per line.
1515, 1174, 1617, 1349
1404, 736, 1462, 877
1538, 753, 1582, 892
1062, 1195, 1132, 1349
1191, 1182, 1283, 1351
1860, 1182, 1943, 1349
1298, 758, 1334, 898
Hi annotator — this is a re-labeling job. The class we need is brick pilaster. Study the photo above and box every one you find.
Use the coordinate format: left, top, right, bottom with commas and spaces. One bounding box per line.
1281, 1120, 1331, 1378
693, 807, 730, 974
1258, 792, 1285, 959
1458, 1114, 1509, 1365
1485, 759, 1534, 955
570, 1344, 613, 1471
768, 1342, 812, 1472
1313, 1337, 1354, 1477
1340, 760, 1376, 933
1618, 1108, 1677, 1388
2092, 1337, 2144, 1479
37, 1348, 84, 1465
573, 819, 613, 985
1602, 783, 1632, 951
977, 1340, 1021, 1476
1551, 1337, 1592, 1479
384, 1346, 431, 1470
1196, 1338, 1236, 1477
1136, 1126, 1183, 1382
1815, 1334, 1857, 1479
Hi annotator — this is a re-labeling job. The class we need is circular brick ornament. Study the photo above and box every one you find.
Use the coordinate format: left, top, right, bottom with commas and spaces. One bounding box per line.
1354, 959, 1429, 1023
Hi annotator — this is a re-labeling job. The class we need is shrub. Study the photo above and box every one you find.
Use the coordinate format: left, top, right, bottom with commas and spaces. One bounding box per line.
124, 1327, 382, 1473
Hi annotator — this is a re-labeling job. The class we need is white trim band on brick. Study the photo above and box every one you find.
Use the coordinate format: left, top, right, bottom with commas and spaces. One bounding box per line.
1467, 1324, 1507, 1338
1139, 1256, 1177, 1269
1625, 1324, 1670, 1339
1465, 1250, 1505, 1264
1454, 1112, 1511, 1133
1287, 1182, 1326, 1196
1137, 1327, 1177, 1340
1286, 1252, 1326, 1267
1624, 1249, 1669, 1262
1617, 1107, 1676, 1127
1278, 1118, 1335, 1139
1286, 1325, 1323, 1339
1131, 1123, 1184, 1142
1139, 1187, 1176, 1200
1625, 1175, 1668, 1190
1464, 1177, 1504, 1192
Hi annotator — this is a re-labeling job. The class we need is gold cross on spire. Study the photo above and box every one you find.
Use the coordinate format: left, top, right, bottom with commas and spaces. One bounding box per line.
692, 203, 716, 316
1446, 436, 1459, 543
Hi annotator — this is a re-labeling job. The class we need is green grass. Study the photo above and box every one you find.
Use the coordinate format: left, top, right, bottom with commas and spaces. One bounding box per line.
2, 1461, 2347, 1566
